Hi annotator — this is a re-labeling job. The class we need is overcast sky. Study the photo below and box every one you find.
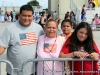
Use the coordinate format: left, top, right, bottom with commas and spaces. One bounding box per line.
0, 0, 48, 8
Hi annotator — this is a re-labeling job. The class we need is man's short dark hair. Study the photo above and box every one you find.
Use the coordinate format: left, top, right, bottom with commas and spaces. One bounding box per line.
20, 4, 34, 14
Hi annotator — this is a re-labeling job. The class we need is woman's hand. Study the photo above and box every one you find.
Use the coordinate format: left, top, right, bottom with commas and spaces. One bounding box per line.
89, 52, 99, 60
74, 51, 89, 58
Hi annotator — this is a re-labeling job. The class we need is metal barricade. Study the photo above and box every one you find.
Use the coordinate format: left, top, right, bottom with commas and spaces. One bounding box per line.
0, 60, 14, 75
18, 58, 99, 75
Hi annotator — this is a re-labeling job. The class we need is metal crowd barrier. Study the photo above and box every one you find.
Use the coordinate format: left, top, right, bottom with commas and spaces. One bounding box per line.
0, 60, 14, 75
0, 58, 99, 75
19, 58, 99, 75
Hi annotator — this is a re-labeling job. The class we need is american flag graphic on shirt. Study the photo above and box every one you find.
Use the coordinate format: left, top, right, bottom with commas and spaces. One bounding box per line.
44, 43, 57, 53
19, 32, 37, 46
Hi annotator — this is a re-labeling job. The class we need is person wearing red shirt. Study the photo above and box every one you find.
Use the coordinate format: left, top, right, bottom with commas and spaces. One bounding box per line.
89, 0, 93, 8
59, 22, 99, 75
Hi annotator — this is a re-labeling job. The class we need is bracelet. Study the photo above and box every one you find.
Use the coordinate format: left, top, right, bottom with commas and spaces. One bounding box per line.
72, 52, 75, 57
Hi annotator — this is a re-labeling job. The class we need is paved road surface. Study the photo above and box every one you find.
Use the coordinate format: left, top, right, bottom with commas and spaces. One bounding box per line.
0, 22, 100, 75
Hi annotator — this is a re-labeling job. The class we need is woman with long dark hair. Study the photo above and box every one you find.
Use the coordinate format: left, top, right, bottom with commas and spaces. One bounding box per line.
59, 22, 99, 75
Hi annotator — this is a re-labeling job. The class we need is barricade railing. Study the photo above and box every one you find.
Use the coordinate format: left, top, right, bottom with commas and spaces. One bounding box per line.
0, 60, 14, 75
18, 58, 99, 75
0, 59, 20, 75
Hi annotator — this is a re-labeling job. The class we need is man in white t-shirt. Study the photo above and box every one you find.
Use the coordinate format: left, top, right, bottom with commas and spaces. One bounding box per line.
0, 4, 44, 75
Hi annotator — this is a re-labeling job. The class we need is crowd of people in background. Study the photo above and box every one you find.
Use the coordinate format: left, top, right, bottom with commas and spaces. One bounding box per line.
81, 2, 100, 31
0, 10, 19, 23
1, 5, 99, 32
0, 3, 100, 32
38, 10, 76, 32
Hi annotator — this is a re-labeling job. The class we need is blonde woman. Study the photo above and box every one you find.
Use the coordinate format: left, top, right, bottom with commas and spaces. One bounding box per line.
37, 19, 65, 75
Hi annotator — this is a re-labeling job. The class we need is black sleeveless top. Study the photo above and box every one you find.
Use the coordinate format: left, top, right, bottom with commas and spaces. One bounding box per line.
38, 17, 47, 29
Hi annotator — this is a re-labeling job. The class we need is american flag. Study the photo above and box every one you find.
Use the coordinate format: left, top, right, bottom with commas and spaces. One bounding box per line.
19, 32, 37, 46
44, 43, 57, 53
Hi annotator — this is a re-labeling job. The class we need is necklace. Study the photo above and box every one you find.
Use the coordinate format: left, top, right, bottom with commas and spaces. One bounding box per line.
44, 35, 57, 52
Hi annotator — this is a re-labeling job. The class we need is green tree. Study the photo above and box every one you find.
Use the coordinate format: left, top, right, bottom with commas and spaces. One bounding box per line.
27, 0, 40, 6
